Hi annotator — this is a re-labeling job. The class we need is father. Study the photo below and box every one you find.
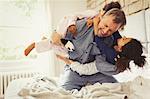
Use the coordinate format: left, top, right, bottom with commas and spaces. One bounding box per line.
60, 8, 126, 91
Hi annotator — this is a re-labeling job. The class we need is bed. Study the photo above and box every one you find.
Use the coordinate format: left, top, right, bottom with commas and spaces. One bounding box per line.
4, 70, 150, 99
4, 56, 150, 99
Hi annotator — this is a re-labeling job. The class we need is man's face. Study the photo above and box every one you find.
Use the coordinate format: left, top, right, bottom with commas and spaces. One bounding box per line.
97, 15, 121, 37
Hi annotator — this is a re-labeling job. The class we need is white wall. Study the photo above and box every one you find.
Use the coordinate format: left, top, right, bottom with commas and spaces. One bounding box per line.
120, 11, 148, 54
115, 9, 150, 82
145, 9, 150, 56
49, 0, 87, 31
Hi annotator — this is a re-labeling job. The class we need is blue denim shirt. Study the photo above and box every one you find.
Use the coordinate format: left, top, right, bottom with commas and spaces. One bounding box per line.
95, 36, 117, 64
65, 19, 119, 76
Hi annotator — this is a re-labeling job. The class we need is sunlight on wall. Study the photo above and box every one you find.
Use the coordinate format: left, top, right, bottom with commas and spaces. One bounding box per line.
0, 0, 52, 76
0, 0, 49, 59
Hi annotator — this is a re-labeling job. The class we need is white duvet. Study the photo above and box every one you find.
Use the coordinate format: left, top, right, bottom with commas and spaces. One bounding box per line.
5, 75, 150, 99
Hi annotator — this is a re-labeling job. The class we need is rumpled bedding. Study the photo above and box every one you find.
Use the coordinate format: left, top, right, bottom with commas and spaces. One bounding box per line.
18, 75, 150, 99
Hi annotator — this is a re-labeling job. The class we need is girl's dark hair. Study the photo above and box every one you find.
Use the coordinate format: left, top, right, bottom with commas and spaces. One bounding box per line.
116, 39, 146, 73
103, 1, 121, 13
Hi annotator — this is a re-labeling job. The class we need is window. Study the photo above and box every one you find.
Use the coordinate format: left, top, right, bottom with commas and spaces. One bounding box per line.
0, 0, 50, 62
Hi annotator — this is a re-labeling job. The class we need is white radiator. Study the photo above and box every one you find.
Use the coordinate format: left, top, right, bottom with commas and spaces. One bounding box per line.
0, 72, 40, 97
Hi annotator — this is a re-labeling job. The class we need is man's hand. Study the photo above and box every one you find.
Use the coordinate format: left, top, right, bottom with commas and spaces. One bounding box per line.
56, 54, 73, 65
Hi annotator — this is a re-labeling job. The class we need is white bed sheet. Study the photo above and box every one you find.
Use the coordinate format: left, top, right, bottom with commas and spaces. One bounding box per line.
4, 72, 150, 99
5, 76, 59, 99
5, 78, 34, 99
5, 56, 150, 99
5, 77, 127, 99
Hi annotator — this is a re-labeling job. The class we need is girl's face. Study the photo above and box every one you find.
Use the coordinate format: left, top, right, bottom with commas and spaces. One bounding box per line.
117, 37, 132, 48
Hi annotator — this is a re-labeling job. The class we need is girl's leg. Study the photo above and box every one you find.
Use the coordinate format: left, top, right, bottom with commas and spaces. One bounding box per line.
24, 42, 35, 56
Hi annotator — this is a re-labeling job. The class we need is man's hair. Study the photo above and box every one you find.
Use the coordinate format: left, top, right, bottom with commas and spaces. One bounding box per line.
104, 8, 126, 27
103, 1, 121, 13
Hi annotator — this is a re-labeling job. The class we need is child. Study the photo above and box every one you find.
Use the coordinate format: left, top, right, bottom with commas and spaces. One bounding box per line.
56, 1, 122, 38
57, 37, 146, 75
24, 10, 98, 56
24, 1, 122, 64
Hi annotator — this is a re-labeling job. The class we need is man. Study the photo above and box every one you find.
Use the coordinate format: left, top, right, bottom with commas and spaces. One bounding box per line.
60, 8, 126, 91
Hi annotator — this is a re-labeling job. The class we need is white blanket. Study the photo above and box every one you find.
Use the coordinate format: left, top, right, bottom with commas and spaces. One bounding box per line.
17, 75, 150, 99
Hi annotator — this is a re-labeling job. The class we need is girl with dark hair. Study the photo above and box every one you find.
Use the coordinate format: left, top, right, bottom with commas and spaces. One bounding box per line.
57, 37, 146, 75
103, 1, 121, 14
24, 1, 124, 66
115, 37, 146, 72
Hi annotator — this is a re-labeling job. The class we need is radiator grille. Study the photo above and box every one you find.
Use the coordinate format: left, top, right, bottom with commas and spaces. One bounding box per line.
0, 72, 40, 97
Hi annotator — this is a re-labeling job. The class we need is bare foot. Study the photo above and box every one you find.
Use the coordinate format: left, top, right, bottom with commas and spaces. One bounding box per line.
24, 42, 35, 56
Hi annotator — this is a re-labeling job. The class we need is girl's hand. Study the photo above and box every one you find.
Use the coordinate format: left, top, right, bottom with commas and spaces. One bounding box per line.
93, 16, 100, 36
86, 18, 93, 28
56, 54, 73, 65
51, 32, 63, 46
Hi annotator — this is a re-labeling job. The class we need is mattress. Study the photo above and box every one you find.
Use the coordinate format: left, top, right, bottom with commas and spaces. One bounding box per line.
4, 72, 150, 99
